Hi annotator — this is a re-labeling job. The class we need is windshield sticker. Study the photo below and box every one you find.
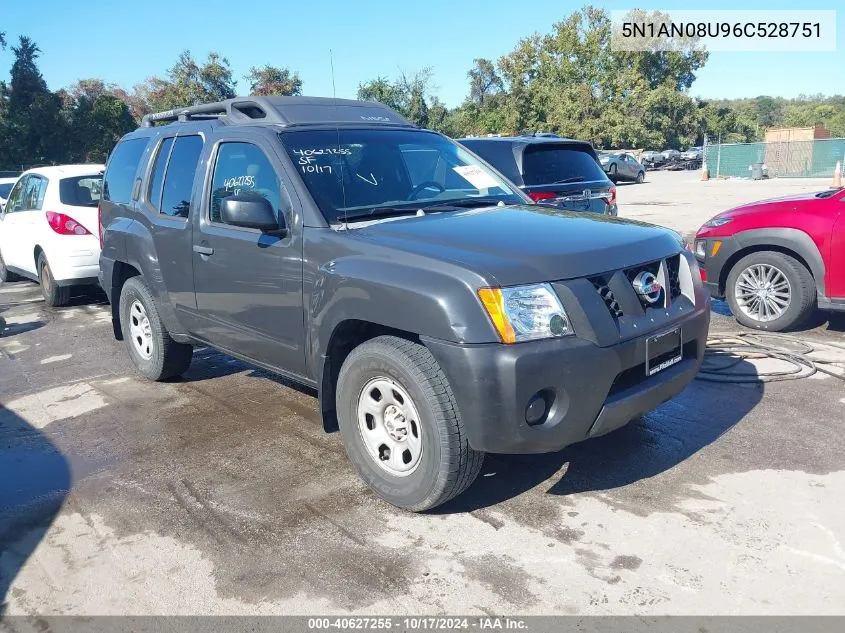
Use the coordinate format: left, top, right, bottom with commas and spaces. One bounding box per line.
452, 165, 499, 190
292, 148, 351, 156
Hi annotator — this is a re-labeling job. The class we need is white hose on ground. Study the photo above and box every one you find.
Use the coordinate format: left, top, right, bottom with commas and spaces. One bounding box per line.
697, 331, 845, 383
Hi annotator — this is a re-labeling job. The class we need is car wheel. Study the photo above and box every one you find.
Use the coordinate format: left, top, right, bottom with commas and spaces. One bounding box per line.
635, 171, 644, 184
119, 276, 193, 380
0, 249, 21, 283
38, 253, 71, 307
608, 164, 618, 182
726, 251, 816, 332
336, 335, 484, 511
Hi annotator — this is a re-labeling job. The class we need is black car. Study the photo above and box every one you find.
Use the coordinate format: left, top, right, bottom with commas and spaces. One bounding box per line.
99, 96, 708, 511
458, 136, 617, 215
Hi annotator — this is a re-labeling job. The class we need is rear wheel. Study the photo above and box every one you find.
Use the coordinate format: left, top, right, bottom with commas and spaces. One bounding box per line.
336, 335, 484, 511
0, 249, 21, 283
119, 276, 193, 380
726, 251, 816, 331
38, 253, 71, 307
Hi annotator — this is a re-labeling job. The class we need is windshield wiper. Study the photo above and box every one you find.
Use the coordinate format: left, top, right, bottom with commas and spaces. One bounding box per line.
341, 206, 421, 222
417, 198, 509, 212
553, 176, 586, 184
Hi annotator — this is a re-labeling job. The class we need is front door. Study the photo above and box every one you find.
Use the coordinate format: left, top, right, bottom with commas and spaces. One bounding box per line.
829, 203, 845, 299
191, 136, 306, 377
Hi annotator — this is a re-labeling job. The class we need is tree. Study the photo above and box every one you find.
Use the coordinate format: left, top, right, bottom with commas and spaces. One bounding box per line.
246, 65, 302, 96
468, 58, 503, 106
143, 51, 237, 112
357, 69, 435, 127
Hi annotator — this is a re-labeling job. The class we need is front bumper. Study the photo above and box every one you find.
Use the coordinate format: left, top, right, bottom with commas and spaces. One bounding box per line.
695, 235, 740, 299
423, 302, 709, 454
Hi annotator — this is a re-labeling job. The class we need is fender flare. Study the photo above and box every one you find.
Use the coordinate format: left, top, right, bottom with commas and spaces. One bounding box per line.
730, 228, 827, 297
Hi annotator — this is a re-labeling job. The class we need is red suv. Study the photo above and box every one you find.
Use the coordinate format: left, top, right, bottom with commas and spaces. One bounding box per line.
695, 188, 844, 331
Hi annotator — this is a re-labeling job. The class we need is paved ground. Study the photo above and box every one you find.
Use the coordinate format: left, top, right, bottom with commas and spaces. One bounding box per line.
1, 173, 844, 615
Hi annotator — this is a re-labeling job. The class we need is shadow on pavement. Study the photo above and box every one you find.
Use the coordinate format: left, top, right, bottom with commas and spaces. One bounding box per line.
0, 406, 70, 615
438, 358, 762, 513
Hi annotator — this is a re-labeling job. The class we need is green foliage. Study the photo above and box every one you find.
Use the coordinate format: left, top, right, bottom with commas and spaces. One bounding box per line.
143, 51, 237, 112
357, 69, 435, 128
246, 65, 302, 96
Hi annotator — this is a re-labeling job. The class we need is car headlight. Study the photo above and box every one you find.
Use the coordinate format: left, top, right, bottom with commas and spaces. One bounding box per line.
703, 216, 732, 228
695, 240, 706, 258
478, 283, 573, 343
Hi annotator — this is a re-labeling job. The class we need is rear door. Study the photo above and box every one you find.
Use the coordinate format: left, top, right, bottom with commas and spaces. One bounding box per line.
520, 143, 614, 214
190, 130, 306, 376
4, 175, 49, 275
0, 176, 30, 271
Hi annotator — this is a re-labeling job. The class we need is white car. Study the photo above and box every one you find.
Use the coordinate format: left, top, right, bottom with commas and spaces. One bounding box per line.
0, 164, 104, 306
0, 176, 18, 210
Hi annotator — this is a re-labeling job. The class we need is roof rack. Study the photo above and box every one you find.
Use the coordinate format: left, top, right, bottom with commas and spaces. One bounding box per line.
141, 96, 414, 129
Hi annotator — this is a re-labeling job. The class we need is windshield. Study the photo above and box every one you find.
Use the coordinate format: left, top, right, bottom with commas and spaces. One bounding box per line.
59, 175, 103, 207
522, 144, 609, 186
0, 183, 14, 198
279, 129, 524, 224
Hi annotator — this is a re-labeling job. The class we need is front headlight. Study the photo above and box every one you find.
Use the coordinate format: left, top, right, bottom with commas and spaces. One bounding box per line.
703, 216, 733, 228
695, 240, 707, 258
478, 283, 573, 343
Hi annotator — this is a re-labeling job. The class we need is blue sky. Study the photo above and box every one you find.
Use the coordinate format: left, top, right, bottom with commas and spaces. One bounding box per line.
2, 0, 841, 106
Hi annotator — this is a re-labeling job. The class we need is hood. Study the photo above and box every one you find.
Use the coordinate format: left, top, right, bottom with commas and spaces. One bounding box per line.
719, 191, 826, 219
351, 204, 683, 286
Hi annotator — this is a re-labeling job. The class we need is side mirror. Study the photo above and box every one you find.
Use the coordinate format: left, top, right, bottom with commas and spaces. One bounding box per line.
220, 194, 285, 233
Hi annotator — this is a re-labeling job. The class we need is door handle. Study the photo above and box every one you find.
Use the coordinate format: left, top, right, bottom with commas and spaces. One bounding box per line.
193, 244, 214, 256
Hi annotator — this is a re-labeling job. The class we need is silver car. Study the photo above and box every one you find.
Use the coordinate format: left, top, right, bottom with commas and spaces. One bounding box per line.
599, 153, 645, 183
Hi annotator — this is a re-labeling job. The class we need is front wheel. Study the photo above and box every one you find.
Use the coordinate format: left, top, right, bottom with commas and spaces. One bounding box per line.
336, 336, 484, 511
726, 251, 816, 331
635, 171, 644, 184
38, 253, 71, 307
608, 164, 618, 182
119, 276, 193, 380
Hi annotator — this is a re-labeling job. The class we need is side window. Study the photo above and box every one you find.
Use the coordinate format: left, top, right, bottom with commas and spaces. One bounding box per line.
209, 142, 283, 225
22, 176, 48, 210
104, 137, 149, 204
160, 135, 203, 218
4, 176, 28, 213
147, 137, 174, 210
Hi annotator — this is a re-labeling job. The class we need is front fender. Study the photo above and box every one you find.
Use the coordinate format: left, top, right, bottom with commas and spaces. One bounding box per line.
732, 228, 827, 297
308, 256, 498, 367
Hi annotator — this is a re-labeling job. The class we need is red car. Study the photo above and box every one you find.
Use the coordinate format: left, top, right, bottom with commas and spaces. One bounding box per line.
695, 188, 845, 331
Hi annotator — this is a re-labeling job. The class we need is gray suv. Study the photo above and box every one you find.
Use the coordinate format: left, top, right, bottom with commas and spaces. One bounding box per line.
99, 96, 710, 511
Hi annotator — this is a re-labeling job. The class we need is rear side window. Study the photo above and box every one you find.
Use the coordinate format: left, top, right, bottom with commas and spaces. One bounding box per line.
209, 142, 282, 225
160, 135, 203, 218
521, 145, 607, 186
104, 137, 149, 204
22, 176, 48, 210
147, 137, 174, 210
461, 141, 521, 184
59, 176, 102, 207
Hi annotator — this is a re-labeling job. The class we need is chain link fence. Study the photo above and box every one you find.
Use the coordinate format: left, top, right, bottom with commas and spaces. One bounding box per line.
704, 138, 845, 179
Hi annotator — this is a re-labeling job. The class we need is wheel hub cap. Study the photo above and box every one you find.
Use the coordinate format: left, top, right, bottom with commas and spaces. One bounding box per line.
356, 377, 422, 477
129, 300, 154, 360
735, 264, 791, 323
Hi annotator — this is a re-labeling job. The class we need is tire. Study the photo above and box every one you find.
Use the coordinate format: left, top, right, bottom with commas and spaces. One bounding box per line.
608, 164, 618, 182
118, 276, 193, 380
0, 249, 21, 283
635, 171, 645, 184
38, 253, 71, 307
725, 251, 816, 332
336, 335, 484, 512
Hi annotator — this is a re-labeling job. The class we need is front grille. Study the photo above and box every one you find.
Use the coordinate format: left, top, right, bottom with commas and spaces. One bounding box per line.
666, 255, 682, 299
588, 254, 688, 319
590, 275, 623, 318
